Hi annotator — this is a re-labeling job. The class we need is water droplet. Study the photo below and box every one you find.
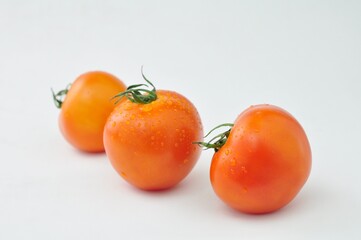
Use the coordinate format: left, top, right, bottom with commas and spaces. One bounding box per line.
141, 105, 153, 112
241, 166, 248, 174
120, 171, 127, 178
174, 143, 179, 147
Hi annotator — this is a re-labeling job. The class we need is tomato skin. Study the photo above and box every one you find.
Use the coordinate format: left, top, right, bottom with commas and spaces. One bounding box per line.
103, 90, 203, 190
59, 71, 126, 152
210, 104, 311, 214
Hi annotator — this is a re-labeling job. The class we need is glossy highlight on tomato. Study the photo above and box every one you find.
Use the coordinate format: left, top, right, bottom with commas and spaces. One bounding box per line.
54, 71, 126, 152
208, 104, 311, 214
103, 75, 203, 190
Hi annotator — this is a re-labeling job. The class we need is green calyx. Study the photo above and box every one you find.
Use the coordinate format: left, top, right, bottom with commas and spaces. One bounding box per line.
194, 123, 234, 152
112, 67, 157, 104
51, 84, 71, 109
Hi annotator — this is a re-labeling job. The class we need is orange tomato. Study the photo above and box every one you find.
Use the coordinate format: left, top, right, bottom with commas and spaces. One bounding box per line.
103, 79, 203, 190
208, 104, 311, 214
54, 71, 126, 152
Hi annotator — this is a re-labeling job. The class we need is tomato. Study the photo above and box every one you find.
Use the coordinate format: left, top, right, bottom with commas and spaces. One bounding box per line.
103, 74, 203, 190
52, 71, 126, 152
206, 104, 311, 214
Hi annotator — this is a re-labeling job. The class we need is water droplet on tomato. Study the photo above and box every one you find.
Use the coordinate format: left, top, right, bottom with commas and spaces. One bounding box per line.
174, 143, 179, 147
141, 105, 153, 112
225, 149, 231, 155
120, 171, 127, 178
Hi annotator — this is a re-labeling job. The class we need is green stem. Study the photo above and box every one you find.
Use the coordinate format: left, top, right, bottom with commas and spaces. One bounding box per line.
193, 123, 234, 152
51, 84, 71, 109
112, 67, 157, 104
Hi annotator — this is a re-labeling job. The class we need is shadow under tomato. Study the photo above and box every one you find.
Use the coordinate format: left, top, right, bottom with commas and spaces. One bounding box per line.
71, 147, 107, 159
115, 182, 190, 202
120, 169, 207, 199
219, 184, 321, 220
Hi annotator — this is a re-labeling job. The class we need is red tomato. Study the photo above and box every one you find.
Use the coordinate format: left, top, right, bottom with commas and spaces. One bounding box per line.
208, 104, 311, 214
53, 71, 126, 152
103, 77, 203, 190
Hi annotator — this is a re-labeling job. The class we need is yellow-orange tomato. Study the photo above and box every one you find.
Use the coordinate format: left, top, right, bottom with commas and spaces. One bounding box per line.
57, 71, 126, 152
210, 104, 311, 214
103, 90, 203, 190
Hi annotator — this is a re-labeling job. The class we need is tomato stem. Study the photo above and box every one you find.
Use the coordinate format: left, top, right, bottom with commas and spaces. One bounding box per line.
51, 84, 71, 109
112, 66, 157, 104
193, 123, 234, 152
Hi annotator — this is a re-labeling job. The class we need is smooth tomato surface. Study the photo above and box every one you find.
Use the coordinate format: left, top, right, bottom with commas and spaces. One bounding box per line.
210, 104, 311, 214
59, 71, 126, 152
104, 90, 203, 190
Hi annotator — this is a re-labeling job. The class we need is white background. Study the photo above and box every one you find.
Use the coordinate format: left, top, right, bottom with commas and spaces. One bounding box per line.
1, 0, 360, 239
